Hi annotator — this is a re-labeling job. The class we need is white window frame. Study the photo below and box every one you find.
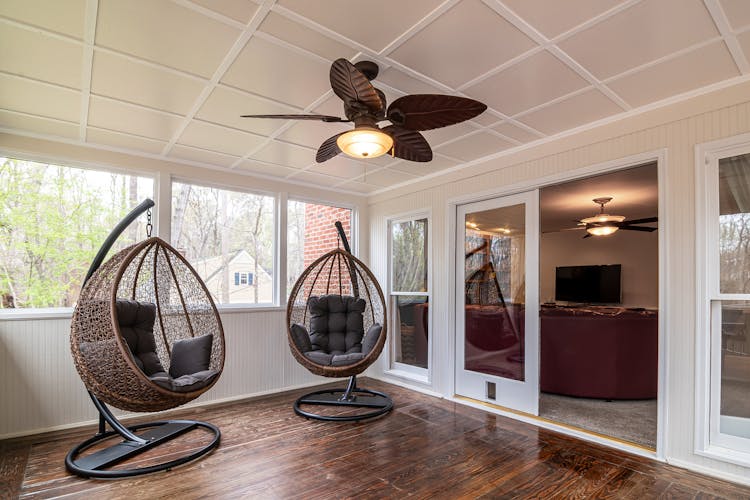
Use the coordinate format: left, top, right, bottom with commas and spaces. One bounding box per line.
695, 132, 750, 467
170, 176, 279, 310
386, 211, 431, 383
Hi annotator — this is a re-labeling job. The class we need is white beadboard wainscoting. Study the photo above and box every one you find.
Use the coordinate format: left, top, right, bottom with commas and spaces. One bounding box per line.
0, 309, 328, 438
368, 82, 750, 485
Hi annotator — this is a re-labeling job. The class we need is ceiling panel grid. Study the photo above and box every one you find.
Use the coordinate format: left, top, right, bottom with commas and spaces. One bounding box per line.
0, 0, 748, 195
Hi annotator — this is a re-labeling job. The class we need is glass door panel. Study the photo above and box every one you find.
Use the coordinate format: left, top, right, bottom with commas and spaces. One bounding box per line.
456, 191, 539, 414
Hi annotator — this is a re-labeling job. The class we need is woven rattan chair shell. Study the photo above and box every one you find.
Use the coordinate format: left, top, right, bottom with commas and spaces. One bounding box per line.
286, 248, 387, 378
70, 237, 225, 413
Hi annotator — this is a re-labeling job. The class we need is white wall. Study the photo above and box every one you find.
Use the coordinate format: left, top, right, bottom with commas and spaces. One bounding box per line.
368, 80, 750, 483
0, 309, 332, 438
539, 230, 658, 308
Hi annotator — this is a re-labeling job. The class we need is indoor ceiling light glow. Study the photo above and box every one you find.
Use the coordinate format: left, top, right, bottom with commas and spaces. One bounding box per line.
586, 224, 619, 236
581, 197, 625, 236
336, 127, 393, 159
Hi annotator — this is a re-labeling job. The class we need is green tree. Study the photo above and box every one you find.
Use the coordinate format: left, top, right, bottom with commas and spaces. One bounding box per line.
0, 158, 151, 308
392, 219, 428, 292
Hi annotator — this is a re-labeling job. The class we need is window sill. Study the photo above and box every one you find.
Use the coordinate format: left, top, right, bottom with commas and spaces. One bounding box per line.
695, 445, 750, 469
216, 304, 285, 314
0, 308, 74, 321
0, 304, 286, 321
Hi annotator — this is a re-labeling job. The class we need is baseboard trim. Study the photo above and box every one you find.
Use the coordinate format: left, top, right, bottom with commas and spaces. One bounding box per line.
369, 374, 444, 399
667, 457, 750, 487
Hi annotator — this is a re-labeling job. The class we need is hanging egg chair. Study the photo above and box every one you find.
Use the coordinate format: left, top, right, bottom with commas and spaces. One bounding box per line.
286, 222, 392, 421
66, 199, 224, 478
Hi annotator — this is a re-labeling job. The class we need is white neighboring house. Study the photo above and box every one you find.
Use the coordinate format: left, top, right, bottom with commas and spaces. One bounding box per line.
191, 250, 273, 304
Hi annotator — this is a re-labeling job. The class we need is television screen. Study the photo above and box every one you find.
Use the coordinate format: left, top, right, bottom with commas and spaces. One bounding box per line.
555, 264, 621, 304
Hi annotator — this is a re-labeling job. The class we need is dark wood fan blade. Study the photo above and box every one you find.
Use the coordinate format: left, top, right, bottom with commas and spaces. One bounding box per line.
386, 95, 487, 131
624, 217, 658, 225
619, 225, 657, 232
329, 59, 383, 113
316, 133, 344, 163
382, 125, 432, 162
583, 233, 592, 239
240, 114, 348, 122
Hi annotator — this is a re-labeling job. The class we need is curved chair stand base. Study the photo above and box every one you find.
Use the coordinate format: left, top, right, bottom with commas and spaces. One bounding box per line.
293, 376, 393, 422
65, 419, 220, 479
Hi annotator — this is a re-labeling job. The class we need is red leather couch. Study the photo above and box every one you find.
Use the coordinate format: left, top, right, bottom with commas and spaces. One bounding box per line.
540, 307, 658, 399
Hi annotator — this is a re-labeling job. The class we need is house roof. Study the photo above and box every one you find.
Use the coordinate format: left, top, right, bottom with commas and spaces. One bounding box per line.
193, 249, 271, 284
1, 0, 748, 196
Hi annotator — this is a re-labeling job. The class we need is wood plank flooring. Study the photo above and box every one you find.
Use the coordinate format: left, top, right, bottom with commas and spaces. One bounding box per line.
2, 378, 749, 499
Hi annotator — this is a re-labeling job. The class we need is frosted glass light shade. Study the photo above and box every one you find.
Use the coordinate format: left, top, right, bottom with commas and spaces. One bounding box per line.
337, 127, 393, 159
587, 225, 619, 236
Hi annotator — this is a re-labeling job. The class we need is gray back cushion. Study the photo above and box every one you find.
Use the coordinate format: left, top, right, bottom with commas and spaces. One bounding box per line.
308, 295, 365, 355
116, 299, 165, 376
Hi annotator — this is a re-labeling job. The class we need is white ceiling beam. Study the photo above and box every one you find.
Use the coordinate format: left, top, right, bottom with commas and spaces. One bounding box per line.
482, 0, 631, 111
703, 0, 750, 74
78, 0, 98, 141
160, 0, 276, 157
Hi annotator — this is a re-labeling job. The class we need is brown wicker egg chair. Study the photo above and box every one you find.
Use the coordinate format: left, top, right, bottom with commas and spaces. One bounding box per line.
66, 199, 224, 479
286, 222, 392, 421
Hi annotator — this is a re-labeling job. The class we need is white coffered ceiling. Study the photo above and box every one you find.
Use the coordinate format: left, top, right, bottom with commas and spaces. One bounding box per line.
1, 0, 749, 195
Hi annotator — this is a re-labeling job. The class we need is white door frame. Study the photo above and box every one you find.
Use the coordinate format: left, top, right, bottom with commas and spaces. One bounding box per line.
444, 149, 667, 459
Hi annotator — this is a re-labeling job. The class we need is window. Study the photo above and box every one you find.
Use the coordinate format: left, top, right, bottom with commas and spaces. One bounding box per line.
234, 272, 254, 286
0, 156, 153, 309
389, 216, 429, 372
286, 200, 352, 296
171, 181, 274, 306
697, 137, 750, 465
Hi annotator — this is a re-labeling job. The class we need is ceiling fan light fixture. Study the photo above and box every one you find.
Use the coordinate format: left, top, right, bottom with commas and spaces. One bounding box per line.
336, 127, 393, 159
580, 213, 626, 224
587, 224, 619, 236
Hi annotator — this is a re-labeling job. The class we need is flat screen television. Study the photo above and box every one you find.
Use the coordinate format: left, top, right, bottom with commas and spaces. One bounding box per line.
555, 264, 621, 304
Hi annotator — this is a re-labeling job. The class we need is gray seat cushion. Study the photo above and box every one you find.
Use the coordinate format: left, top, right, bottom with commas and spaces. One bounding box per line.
304, 351, 333, 365
331, 352, 365, 366
151, 369, 219, 393
292, 295, 382, 367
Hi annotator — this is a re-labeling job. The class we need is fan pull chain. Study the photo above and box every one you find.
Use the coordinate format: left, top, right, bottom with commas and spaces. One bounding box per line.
146, 208, 153, 237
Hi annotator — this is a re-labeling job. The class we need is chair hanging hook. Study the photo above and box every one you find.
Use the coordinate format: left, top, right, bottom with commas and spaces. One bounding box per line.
146, 208, 153, 238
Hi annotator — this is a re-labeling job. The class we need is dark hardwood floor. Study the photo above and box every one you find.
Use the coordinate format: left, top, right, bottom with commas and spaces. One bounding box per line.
2, 378, 750, 499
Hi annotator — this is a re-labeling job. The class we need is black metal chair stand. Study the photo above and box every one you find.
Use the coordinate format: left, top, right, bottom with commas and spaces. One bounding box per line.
293, 375, 393, 422
65, 394, 220, 478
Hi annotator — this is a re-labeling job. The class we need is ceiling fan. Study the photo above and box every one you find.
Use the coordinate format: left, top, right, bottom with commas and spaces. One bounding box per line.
577, 197, 657, 238
241, 58, 487, 163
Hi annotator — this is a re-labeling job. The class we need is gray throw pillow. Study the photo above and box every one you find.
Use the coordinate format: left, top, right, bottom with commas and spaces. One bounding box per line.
290, 323, 313, 352
169, 334, 213, 378
362, 323, 382, 355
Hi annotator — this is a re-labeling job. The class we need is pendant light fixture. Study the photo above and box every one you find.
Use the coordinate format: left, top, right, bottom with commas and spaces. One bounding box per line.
581, 197, 625, 236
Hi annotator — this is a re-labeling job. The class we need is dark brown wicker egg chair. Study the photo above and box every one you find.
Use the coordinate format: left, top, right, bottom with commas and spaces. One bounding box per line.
286, 222, 392, 421
66, 199, 224, 479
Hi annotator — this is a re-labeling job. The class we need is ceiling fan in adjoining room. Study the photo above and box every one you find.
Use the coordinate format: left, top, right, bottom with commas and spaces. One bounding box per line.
576, 197, 658, 238
241, 58, 487, 163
